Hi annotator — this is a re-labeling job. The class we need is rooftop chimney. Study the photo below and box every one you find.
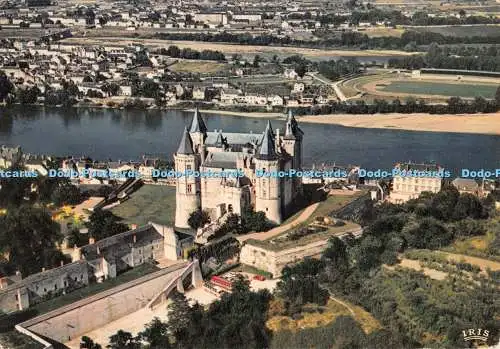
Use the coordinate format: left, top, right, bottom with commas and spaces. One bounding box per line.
60, 260, 64, 267
89, 237, 95, 245
42, 267, 46, 272
133, 234, 137, 243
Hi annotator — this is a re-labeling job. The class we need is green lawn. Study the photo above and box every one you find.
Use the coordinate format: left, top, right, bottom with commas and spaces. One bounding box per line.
31, 263, 160, 315
111, 184, 176, 226
381, 81, 497, 99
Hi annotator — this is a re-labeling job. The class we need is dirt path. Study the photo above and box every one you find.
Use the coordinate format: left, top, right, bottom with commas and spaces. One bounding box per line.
329, 296, 356, 318
385, 259, 448, 280
438, 252, 500, 272
237, 202, 320, 242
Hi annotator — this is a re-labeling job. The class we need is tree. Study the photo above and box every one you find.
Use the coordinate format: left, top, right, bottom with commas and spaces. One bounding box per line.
277, 258, 329, 312
167, 291, 192, 342
86, 210, 129, 241
0, 164, 37, 207
187, 209, 210, 230
241, 206, 270, 232
107, 330, 139, 349
66, 228, 89, 248
50, 183, 82, 206
138, 317, 171, 349
80, 336, 102, 349
253, 55, 262, 68
402, 217, 453, 249
0, 206, 64, 276
0, 70, 14, 102
453, 193, 485, 220
295, 64, 307, 78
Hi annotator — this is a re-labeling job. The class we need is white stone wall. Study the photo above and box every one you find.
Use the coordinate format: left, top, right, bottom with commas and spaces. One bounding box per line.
175, 153, 201, 228
254, 158, 282, 224
240, 239, 334, 277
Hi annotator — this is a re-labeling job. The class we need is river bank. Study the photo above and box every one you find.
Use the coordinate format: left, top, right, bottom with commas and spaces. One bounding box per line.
3, 104, 498, 135
202, 110, 500, 135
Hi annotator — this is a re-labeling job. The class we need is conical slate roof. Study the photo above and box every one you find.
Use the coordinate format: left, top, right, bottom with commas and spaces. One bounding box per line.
177, 126, 194, 155
257, 121, 278, 160
189, 107, 207, 134
284, 109, 303, 139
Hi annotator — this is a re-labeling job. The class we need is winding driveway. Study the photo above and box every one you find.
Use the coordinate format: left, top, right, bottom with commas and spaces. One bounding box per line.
237, 202, 320, 243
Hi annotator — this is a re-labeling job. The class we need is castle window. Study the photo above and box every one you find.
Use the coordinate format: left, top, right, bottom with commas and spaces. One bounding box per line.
187, 184, 192, 193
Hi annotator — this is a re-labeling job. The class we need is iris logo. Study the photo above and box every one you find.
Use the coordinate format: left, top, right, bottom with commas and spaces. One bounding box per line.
462, 328, 489, 343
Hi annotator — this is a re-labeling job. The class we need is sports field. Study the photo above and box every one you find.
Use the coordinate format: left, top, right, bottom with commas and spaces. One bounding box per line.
381, 81, 498, 99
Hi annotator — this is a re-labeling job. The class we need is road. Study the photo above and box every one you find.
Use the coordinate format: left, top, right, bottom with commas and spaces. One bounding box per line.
237, 202, 320, 242
308, 72, 347, 102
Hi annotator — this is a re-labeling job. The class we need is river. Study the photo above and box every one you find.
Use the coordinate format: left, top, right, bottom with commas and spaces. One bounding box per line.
0, 107, 498, 175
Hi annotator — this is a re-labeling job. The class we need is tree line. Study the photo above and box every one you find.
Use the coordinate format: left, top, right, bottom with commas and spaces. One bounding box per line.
388, 43, 500, 71
156, 45, 226, 61
292, 94, 500, 116
153, 30, 500, 51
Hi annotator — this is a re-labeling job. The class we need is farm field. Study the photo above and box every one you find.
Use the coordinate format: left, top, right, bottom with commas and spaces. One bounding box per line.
169, 60, 227, 74
381, 81, 498, 99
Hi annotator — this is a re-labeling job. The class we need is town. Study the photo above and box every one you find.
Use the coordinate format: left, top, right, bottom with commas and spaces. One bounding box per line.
0, 0, 499, 348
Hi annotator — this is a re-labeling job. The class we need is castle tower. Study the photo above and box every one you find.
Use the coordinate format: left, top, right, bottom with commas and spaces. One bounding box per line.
283, 110, 304, 196
189, 107, 207, 158
254, 121, 282, 224
174, 127, 201, 229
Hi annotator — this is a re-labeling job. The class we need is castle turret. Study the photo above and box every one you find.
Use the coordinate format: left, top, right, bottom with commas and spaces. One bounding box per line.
254, 121, 282, 224
283, 110, 304, 197
175, 127, 201, 228
189, 107, 207, 157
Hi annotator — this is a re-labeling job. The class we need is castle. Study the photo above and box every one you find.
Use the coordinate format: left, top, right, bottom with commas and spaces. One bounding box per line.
174, 109, 304, 228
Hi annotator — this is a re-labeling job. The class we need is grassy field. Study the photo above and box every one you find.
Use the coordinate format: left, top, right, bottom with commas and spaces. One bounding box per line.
31, 263, 160, 315
169, 60, 227, 74
110, 185, 176, 226
362, 27, 404, 38
381, 81, 498, 99
443, 231, 495, 257
267, 298, 380, 334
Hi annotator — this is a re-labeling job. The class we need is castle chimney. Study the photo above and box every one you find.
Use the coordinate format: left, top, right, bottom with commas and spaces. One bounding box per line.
133, 234, 137, 243
60, 260, 64, 267
89, 237, 95, 245
97, 245, 100, 255
42, 267, 45, 272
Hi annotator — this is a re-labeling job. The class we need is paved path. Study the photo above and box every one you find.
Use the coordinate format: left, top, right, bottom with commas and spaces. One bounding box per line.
237, 202, 319, 242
